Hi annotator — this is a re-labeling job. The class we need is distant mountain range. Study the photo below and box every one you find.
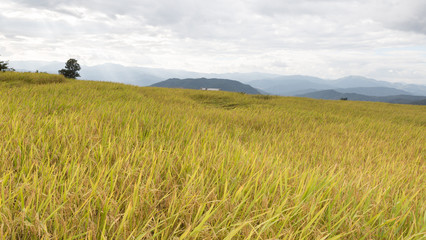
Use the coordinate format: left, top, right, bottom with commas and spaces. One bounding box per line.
10, 61, 279, 86
333, 87, 411, 96
298, 90, 426, 105
249, 75, 330, 96
151, 78, 260, 94
9, 60, 426, 105
249, 75, 426, 96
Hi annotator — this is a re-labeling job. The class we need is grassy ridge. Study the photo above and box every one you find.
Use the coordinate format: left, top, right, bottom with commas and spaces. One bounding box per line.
0, 74, 425, 239
0, 71, 66, 85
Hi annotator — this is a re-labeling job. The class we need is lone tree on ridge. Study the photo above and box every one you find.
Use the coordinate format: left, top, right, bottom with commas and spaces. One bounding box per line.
0, 55, 15, 72
59, 58, 81, 78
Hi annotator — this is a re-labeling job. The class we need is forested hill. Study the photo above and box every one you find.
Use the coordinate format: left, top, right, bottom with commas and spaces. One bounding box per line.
151, 78, 261, 94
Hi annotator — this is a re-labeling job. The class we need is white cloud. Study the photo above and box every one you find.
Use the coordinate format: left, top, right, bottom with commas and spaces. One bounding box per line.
0, 0, 425, 83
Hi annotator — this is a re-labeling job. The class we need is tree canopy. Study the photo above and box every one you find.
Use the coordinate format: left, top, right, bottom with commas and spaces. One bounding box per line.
0, 56, 14, 72
58, 59, 81, 79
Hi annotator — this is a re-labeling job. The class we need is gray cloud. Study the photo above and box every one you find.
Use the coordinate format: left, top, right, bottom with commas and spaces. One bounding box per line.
1, 0, 426, 84
380, 1, 426, 35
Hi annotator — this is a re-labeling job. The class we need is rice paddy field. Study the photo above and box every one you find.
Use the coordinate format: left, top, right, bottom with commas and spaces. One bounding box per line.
0, 72, 425, 239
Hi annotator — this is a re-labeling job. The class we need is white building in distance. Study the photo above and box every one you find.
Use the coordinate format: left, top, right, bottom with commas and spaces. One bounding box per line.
200, 88, 220, 91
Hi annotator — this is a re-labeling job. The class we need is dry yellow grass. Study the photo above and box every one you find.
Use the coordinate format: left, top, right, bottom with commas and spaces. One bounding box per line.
0, 73, 424, 239
0, 71, 66, 85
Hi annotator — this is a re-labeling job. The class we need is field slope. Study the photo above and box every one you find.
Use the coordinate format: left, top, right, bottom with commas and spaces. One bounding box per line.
0, 73, 425, 239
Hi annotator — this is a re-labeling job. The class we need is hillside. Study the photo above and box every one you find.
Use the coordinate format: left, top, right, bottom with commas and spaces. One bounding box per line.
298, 89, 426, 105
151, 77, 261, 94
251, 75, 426, 96
335, 87, 412, 96
0, 72, 424, 239
13, 61, 426, 96
249, 75, 332, 96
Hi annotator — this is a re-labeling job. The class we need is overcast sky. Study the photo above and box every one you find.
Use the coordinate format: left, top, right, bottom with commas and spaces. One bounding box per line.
1, 0, 426, 83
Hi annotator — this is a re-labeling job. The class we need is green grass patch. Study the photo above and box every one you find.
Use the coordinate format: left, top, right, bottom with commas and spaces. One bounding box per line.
190, 92, 250, 109
251, 94, 277, 100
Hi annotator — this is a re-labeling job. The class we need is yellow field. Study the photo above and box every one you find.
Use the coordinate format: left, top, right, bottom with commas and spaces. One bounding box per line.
0, 72, 65, 86
0, 73, 424, 239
